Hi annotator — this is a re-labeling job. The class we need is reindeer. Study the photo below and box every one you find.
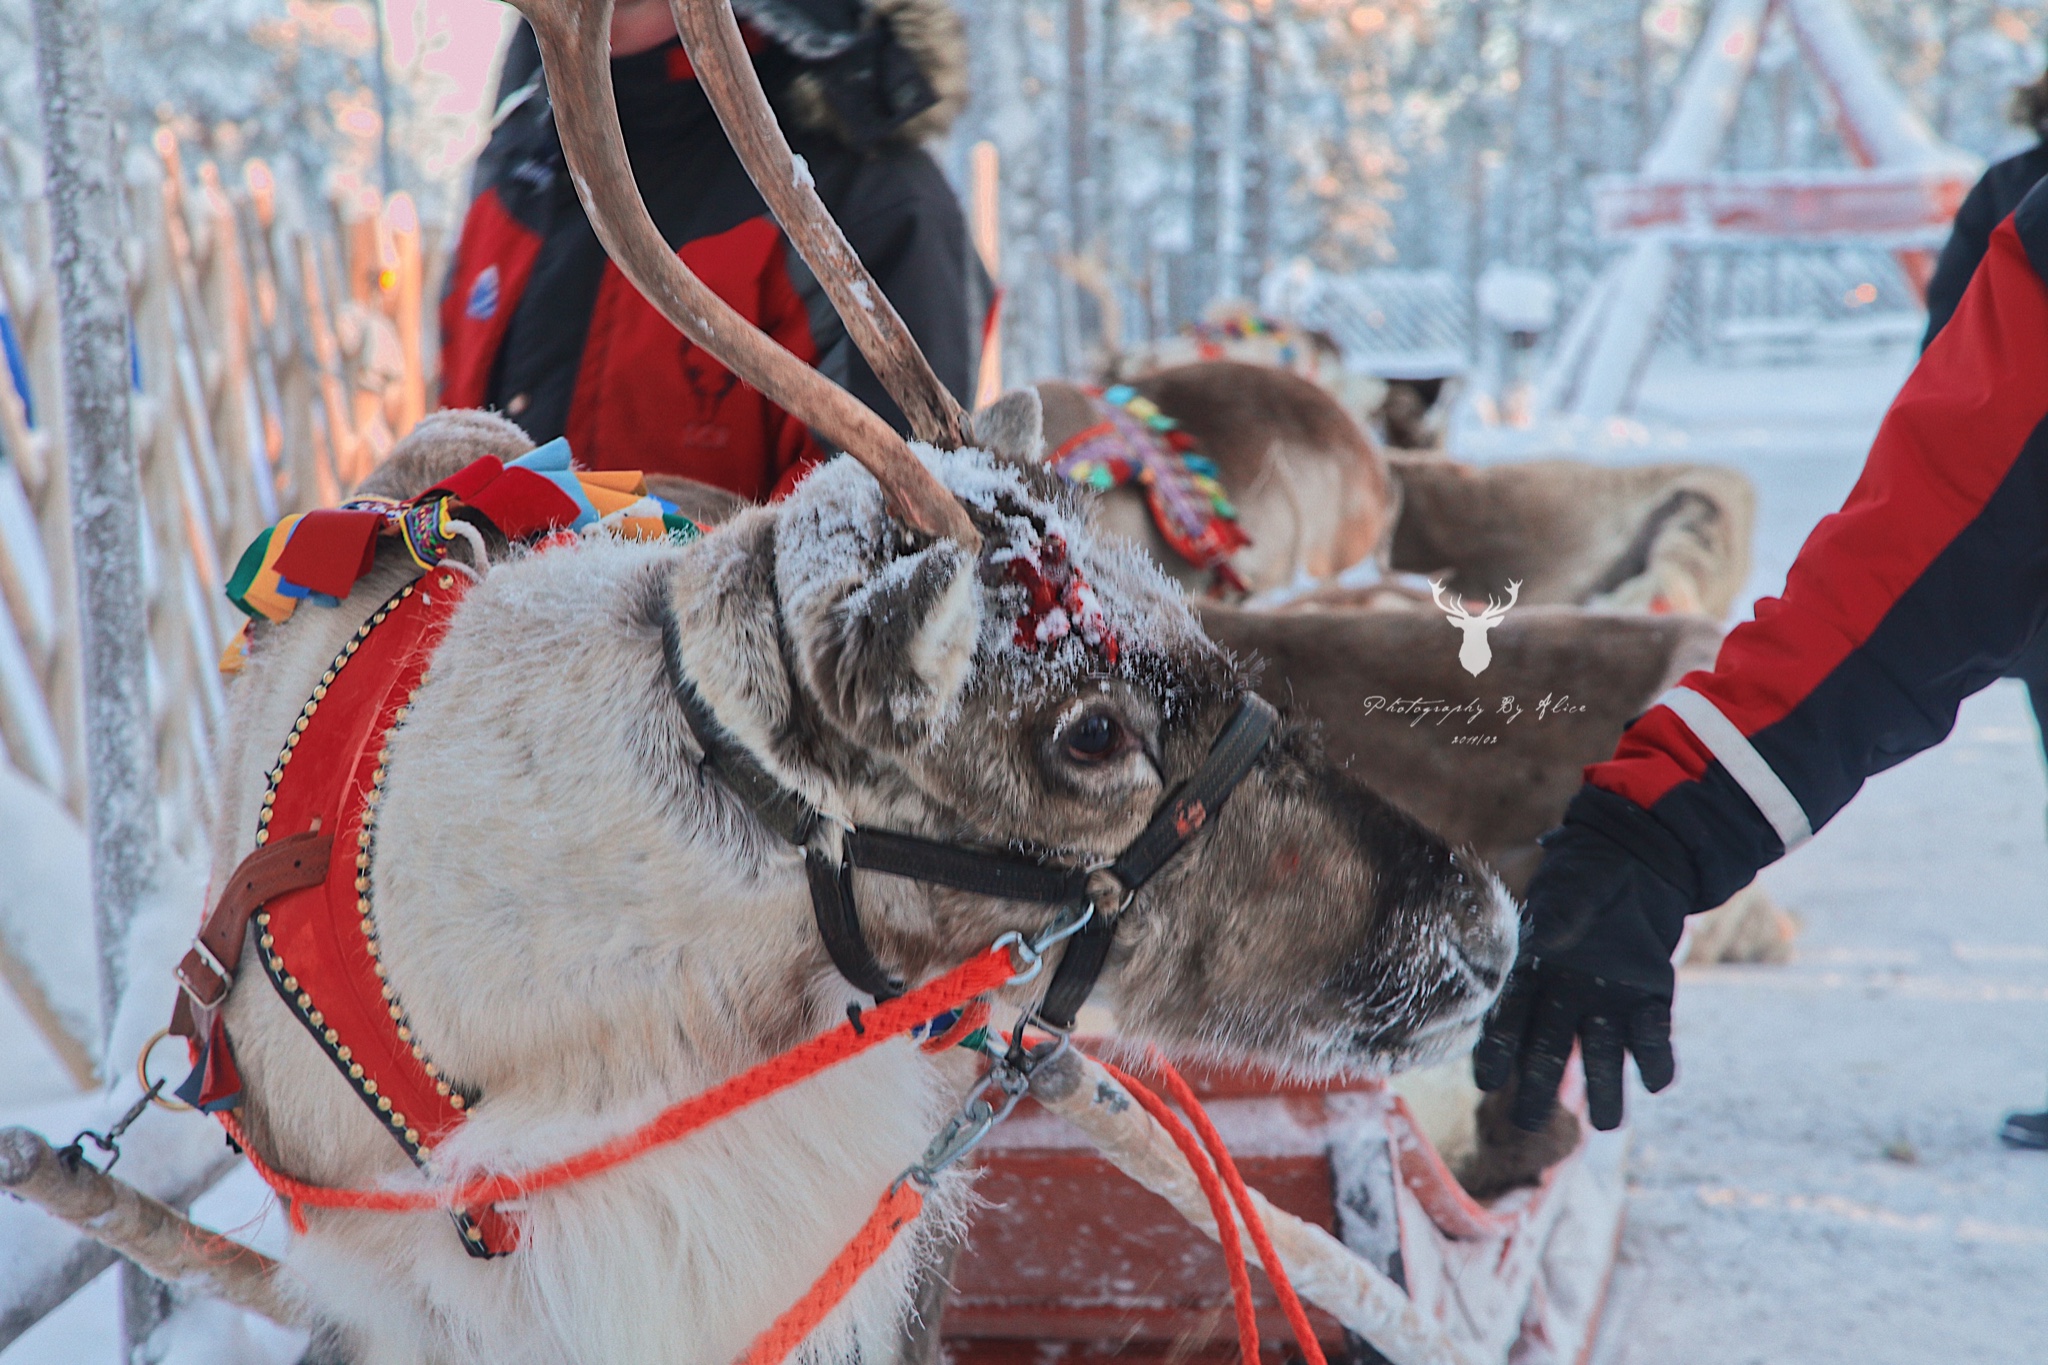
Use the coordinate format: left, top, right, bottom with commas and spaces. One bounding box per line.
184, 1, 1519, 1361
1430, 577, 1521, 677
1034, 364, 1755, 621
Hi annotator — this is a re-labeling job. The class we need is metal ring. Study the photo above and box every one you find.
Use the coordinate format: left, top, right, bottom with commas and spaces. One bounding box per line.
137, 1027, 196, 1112
992, 931, 1043, 985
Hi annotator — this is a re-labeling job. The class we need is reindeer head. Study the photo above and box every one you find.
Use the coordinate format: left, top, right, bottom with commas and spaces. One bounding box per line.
1432, 578, 1521, 677
451, 0, 1517, 1075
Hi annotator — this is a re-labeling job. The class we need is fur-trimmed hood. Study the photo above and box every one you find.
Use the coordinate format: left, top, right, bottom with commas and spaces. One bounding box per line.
495, 0, 964, 149
767, 0, 966, 147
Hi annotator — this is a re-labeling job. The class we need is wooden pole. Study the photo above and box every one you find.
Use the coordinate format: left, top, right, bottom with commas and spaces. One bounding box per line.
0, 1128, 302, 1329
31, 0, 169, 1348
30, 0, 156, 1043
1188, 4, 1224, 322
970, 141, 1003, 408
385, 193, 426, 436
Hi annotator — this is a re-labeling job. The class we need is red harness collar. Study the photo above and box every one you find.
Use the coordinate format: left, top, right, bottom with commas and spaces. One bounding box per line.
183, 569, 518, 1255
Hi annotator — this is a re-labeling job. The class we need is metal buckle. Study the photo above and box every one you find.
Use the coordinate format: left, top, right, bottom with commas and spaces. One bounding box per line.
993, 901, 1096, 985
190, 938, 230, 982
174, 955, 228, 1010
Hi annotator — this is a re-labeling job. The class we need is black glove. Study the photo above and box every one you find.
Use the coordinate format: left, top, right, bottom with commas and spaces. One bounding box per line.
1474, 786, 1697, 1133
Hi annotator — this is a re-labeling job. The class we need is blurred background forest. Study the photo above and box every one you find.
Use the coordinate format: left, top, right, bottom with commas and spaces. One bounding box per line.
0, 0, 2043, 399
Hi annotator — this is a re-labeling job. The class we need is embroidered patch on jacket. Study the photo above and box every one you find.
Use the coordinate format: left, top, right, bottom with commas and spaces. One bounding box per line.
466, 265, 501, 322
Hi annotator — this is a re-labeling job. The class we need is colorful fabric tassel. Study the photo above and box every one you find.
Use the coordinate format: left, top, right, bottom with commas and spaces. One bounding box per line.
225, 439, 703, 627
1049, 387, 1250, 595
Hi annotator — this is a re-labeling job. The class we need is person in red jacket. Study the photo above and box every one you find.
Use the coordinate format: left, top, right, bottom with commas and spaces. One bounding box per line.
439, 0, 986, 500
1477, 177, 2048, 1142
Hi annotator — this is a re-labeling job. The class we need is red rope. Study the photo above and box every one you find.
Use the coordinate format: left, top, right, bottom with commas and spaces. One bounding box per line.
1097, 1058, 1262, 1365
733, 1180, 926, 1365
236, 947, 1016, 1222
1145, 1049, 1329, 1365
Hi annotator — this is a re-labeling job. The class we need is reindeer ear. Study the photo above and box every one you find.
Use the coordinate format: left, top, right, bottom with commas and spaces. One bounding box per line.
971, 388, 1045, 466
788, 537, 984, 744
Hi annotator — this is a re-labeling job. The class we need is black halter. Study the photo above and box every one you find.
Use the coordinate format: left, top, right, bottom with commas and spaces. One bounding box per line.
661, 617, 1278, 1030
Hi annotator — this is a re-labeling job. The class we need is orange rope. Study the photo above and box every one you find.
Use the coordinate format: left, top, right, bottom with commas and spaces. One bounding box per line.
235, 947, 1016, 1223
1097, 1058, 1262, 1365
734, 1180, 925, 1365
1146, 1050, 1329, 1365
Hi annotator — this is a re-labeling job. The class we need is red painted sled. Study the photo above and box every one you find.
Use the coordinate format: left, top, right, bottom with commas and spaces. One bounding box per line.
945, 1045, 1627, 1365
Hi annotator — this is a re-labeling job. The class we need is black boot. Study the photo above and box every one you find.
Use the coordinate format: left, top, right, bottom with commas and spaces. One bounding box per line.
1999, 1108, 2048, 1150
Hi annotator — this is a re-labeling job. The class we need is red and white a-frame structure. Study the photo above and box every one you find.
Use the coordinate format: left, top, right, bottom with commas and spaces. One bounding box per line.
1539, 0, 1981, 420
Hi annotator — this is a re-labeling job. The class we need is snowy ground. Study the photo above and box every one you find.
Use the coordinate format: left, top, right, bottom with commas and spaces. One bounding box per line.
5, 339, 2046, 1362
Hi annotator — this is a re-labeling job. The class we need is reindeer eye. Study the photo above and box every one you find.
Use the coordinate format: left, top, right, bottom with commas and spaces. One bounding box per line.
1064, 713, 1124, 763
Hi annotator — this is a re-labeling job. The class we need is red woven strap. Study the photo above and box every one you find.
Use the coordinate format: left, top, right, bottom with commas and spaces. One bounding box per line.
1097, 1055, 1329, 1365
1144, 1050, 1328, 1365
240, 946, 1016, 1220
733, 1180, 925, 1365
1097, 1058, 1262, 1365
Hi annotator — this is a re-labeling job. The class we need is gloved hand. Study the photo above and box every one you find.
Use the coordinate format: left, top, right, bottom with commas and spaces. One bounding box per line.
1473, 786, 1698, 1132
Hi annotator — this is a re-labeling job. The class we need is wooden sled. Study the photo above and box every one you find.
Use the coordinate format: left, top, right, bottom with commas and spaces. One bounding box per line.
944, 1045, 1626, 1365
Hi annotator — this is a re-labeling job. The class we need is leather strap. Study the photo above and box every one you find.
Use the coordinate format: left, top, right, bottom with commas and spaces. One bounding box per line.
1109, 695, 1277, 890
1035, 914, 1118, 1032
172, 832, 333, 1027
662, 597, 1279, 1022
1038, 695, 1278, 1031
662, 615, 820, 848
846, 828, 1090, 905
806, 847, 904, 1001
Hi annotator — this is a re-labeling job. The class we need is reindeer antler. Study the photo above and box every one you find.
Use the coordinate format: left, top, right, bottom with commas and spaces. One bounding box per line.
506, 0, 980, 550
666, 0, 974, 453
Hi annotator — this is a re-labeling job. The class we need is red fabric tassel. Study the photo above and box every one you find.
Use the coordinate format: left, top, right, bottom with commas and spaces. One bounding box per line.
273, 509, 386, 600
424, 456, 505, 503
462, 466, 584, 540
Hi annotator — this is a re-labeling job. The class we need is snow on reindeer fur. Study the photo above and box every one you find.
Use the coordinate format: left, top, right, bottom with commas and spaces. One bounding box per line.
774, 444, 1218, 730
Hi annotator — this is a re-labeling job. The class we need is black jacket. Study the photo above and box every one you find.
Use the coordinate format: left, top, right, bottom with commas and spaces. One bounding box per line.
1922, 141, 2048, 349
440, 13, 984, 498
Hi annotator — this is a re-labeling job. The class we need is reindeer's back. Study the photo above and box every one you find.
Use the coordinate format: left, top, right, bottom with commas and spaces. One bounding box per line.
1036, 363, 1396, 594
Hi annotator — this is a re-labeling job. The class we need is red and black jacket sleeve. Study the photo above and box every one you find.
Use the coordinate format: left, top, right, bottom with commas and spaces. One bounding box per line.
1586, 181, 2048, 913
